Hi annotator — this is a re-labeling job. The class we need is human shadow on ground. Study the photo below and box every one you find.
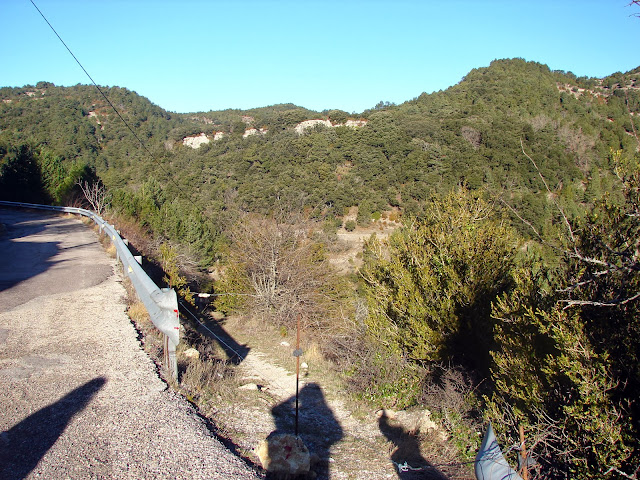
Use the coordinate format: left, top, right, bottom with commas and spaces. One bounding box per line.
0, 377, 106, 480
378, 411, 448, 480
270, 382, 343, 480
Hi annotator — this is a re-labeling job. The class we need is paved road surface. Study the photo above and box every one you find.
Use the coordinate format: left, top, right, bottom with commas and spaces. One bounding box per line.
0, 208, 261, 479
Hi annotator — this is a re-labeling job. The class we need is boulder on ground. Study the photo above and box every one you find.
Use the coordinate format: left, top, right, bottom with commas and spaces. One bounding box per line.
256, 433, 310, 476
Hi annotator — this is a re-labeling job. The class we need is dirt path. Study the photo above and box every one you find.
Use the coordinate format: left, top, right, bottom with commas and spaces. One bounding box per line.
194, 314, 462, 480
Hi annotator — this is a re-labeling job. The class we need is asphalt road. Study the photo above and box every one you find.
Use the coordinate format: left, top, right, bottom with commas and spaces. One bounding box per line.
0, 208, 261, 479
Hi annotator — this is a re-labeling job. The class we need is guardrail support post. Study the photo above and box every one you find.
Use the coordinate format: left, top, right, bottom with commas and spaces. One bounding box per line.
164, 335, 178, 381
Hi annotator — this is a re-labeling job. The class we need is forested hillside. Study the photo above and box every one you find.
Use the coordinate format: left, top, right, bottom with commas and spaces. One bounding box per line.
1, 59, 638, 259
2, 58, 640, 478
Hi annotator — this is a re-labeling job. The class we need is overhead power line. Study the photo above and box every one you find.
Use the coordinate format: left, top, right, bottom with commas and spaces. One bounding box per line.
29, 0, 188, 199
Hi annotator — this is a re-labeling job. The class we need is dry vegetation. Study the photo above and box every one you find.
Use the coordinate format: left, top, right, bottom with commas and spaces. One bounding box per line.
96, 211, 477, 479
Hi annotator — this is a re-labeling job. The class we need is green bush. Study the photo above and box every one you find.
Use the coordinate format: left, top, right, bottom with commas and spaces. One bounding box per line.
344, 220, 356, 232
361, 188, 519, 373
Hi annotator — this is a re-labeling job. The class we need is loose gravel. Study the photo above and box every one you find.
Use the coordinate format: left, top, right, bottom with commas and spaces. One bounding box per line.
0, 209, 261, 479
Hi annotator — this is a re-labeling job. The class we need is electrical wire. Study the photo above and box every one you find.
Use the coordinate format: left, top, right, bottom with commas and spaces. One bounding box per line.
179, 300, 246, 361
179, 300, 298, 399
29, 0, 191, 200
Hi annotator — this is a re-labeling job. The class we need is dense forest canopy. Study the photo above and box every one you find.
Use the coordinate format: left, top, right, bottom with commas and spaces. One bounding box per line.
1, 60, 638, 255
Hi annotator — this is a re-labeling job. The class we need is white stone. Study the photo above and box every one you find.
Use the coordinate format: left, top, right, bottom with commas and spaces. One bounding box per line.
183, 347, 200, 360
183, 132, 210, 148
294, 119, 333, 134
256, 434, 310, 475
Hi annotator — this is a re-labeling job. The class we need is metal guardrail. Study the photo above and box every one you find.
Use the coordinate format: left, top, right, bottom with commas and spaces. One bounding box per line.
0, 200, 180, 379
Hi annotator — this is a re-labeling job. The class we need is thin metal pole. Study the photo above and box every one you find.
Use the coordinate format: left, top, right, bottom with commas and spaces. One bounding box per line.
295, 313, 301, 436
519, 425, 529, 480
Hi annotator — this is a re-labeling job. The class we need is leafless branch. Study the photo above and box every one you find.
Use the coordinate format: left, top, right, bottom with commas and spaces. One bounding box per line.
556, 269, 609, 292
77, 180, 110, 216
500, 197, 542, 239
521, 139, 576, 244
604, 466, 638, 479
560, 292, 640, 309
624, 90, 640, 150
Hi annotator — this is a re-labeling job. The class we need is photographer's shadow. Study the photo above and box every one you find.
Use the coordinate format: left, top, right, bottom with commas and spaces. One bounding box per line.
271, 383, 343, 479
378, 411, 448, 480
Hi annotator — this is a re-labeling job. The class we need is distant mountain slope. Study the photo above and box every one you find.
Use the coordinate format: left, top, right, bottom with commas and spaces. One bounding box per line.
1, 59, 638, 244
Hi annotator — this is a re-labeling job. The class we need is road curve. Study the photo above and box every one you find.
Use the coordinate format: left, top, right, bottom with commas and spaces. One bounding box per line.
0, 208, 261, 480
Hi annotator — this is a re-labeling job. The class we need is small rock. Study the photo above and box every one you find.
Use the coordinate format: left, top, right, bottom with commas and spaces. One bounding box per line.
239, 383, 259, 391
300, 362, 309, 369
376, 408, 396, 419
256, 433, 310, 475
280, 341, 290, 347
418, 409, 438, 432
183, 348, 200, 360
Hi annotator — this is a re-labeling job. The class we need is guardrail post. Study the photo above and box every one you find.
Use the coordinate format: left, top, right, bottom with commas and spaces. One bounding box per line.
155, 288, 180, 381
164, 335, 178, 381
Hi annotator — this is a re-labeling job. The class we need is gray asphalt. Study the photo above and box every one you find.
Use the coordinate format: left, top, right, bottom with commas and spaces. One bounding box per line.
0, 208, 261, 479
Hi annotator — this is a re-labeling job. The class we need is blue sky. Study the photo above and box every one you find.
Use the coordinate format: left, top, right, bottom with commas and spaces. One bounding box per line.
2, 1, 639, 114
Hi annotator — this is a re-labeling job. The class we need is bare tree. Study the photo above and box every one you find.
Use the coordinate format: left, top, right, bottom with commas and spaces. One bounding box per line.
223, 212, 345, 332
77, 180, 110, 216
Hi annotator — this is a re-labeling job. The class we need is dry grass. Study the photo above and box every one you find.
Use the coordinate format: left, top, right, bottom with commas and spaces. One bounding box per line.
105, 243, 117, 258
127, 301, 150, 325
94, 226, 117, 258
303, 341, 323, 365
120, 276, 164, 365
179, 355, 238, 401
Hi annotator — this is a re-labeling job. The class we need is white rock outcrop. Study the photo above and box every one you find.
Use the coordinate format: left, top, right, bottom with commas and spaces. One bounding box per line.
294, 118, 368, 135
294, 119, 332, 134
243, 128, 268, 138
183, 132, 210, 149
344, 119, 368, 128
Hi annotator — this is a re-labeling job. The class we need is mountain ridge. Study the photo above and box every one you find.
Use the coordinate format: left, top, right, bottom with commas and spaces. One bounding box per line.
1, 58, 638, 263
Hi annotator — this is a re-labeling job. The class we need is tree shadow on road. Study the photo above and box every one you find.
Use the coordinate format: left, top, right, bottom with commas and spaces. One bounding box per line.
0, 377, 106, 480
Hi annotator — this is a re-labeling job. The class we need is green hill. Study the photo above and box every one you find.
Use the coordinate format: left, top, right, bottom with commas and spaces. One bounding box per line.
1, 58, 639, 260
3, 59, 640, 477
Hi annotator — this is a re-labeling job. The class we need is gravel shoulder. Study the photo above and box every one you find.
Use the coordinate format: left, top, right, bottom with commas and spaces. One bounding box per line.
0, 209, 261, 480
